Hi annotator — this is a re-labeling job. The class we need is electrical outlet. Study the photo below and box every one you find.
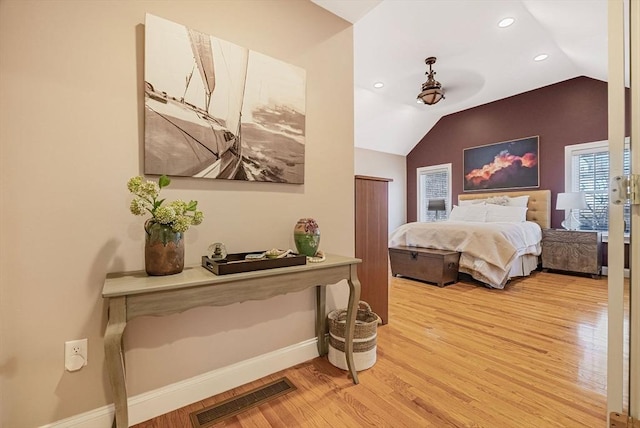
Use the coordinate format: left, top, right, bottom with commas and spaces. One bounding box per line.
65, 339, 88, 372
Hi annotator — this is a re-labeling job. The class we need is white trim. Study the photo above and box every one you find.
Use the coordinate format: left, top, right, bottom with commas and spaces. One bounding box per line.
600, 232, 630, 244
564, 139, 631, 191
41, 339, 320, 428
601, 266, 630, 278
629, 0, 640, 417
607, 0, 627, 418
564, 139, 608, 195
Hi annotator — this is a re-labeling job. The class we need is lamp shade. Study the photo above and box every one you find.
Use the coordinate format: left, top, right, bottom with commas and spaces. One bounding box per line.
418, 88, 444, 105
556, 192, 588, 210
427, 198, 446, 211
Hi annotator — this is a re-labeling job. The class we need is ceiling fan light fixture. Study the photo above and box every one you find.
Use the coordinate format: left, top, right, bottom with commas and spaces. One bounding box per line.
417, 87, 444, 105
417, 56, 445, 105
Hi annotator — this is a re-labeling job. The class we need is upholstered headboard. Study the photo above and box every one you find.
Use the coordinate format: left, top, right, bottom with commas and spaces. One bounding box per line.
458, 189, 551, 229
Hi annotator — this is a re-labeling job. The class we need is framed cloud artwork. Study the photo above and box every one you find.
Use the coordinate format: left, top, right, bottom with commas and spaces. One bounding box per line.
463, 136, 539, 191
144, 14, 306, 183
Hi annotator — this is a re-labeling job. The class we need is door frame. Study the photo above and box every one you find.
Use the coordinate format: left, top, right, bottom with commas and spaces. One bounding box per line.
607, 0, 639, 420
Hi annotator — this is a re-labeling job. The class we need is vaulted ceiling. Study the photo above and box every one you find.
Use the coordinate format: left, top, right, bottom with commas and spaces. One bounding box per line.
311, 0, 609, 155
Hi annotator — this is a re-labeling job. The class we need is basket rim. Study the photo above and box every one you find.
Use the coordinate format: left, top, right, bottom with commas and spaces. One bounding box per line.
328, 309, 379, 324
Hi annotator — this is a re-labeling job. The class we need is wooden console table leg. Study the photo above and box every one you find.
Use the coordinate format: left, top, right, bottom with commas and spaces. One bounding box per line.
345, 265, 362, 384
104, 297, 128, 428
315, 285, 327, 355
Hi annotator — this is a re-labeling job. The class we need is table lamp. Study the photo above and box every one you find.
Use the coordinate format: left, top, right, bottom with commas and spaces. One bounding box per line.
427, 198, 446, 221
556, 192, 588, 230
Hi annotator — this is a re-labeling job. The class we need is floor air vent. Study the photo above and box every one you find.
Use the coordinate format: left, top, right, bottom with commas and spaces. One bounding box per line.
190, 377, 296, 427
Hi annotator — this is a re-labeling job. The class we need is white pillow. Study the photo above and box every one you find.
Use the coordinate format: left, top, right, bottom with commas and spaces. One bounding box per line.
448, 205, 465, 221
507, 195, 529, 207
449, 204, 487, 222
485, 204, 528, 222
460, 195, 529, 207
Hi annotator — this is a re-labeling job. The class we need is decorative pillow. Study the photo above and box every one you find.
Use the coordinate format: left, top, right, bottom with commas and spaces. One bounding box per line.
485, 195, 510, 206
507, 195, 529, 207
485, 204, 528, 222
458, 198, 486, 206
449, 204, 487, 222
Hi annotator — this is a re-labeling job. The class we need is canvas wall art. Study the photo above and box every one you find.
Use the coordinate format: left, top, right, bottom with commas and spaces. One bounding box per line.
144, 14, 306, 183
463, 136, 539, 191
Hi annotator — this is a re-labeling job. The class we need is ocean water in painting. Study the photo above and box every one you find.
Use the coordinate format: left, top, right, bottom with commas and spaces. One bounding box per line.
240, 105, 305, 183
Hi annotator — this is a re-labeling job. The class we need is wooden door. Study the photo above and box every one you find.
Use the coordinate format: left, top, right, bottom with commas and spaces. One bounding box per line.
355, 175, 392, 324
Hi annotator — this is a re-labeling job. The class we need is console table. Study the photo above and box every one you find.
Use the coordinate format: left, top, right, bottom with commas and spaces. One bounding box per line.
102, 254, 361, 428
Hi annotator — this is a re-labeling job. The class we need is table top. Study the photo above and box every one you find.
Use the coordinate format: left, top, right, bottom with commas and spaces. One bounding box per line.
103, 253, 360, 298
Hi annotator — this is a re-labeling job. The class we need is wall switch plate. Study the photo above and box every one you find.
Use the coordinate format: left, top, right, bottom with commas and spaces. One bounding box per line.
65, 339, 88, 371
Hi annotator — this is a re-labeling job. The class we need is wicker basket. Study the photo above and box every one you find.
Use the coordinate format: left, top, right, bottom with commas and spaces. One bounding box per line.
327, 301, 380, 371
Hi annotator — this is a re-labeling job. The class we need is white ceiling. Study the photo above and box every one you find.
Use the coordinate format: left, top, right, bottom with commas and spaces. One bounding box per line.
311, 0, 608, 156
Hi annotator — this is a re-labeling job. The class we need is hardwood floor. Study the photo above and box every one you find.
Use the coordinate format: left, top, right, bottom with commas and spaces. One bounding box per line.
133, 271, 616, 427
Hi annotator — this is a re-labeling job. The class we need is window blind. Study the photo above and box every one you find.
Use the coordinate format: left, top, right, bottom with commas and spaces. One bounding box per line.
573, 148, 630, 231
418, 166, 450, 222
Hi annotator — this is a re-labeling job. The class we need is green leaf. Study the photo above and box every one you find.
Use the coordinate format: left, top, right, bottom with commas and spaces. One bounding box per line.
158, 175, 171, 189
154, 198, 165, 210
186, 200, 198, 211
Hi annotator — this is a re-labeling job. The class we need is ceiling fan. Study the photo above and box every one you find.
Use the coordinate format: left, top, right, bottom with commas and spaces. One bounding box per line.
417, 57, 445, 105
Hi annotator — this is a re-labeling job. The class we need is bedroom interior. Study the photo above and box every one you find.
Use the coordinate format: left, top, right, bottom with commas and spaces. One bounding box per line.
389, 190, 549, 289
0, 1, 637, 428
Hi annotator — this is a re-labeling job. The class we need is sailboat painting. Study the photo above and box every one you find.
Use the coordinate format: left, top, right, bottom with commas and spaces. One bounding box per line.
144, 14, 306, 183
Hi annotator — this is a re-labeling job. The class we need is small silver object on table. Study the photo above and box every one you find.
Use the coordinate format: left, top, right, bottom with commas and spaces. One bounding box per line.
207, 242, 227, 260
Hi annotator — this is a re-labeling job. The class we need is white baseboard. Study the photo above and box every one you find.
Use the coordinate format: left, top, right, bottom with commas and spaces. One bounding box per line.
601, 266, 630, 278
42, 338, 319, 428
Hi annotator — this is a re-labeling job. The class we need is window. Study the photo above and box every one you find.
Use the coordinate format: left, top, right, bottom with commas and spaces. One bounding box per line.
417, 163, 451, 222
565, 139, 630, 232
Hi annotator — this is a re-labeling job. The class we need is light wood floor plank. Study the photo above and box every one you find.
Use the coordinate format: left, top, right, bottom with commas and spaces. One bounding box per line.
133, 270, 624, 427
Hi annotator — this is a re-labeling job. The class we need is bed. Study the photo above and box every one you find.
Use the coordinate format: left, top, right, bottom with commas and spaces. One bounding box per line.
389, 190, 551, 289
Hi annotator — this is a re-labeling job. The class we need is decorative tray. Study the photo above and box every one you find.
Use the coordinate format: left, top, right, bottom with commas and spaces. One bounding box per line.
201, 251, 307, 275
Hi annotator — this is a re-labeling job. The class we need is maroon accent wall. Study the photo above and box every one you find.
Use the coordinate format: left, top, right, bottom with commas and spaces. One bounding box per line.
407, 76, 630, 228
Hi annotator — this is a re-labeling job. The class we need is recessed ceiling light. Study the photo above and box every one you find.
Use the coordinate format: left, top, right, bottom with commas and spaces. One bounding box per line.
534, 53, 549, 61
498, 17, 515, 28
373, 82, 384, 89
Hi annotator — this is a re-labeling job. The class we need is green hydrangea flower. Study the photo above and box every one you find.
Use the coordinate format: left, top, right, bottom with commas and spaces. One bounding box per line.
130, 198, 148, 216
172, 215, 192, 232
169, 200, 188, 215
127, 176, 143, 193
126, 175, 204, 232
154, 206, 176, 224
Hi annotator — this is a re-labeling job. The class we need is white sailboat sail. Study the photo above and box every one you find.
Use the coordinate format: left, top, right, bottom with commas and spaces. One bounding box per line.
187, 29, 216, 113
212, 38, 249, 138
187, 30, 248, 178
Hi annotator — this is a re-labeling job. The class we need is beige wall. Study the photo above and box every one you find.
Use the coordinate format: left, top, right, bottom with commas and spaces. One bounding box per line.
0, 1, 354, 426
355, 148, 406, 233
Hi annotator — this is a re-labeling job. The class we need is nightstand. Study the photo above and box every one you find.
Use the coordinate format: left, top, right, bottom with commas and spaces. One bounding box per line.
541, 229, 602, 277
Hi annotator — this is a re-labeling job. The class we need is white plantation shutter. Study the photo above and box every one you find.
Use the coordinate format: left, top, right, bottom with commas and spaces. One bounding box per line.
567, 140, 630, 231
417, 163, 451, 222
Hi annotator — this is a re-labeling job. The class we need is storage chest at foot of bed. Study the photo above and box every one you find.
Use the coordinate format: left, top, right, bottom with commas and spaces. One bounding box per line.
388, 246, 460, 287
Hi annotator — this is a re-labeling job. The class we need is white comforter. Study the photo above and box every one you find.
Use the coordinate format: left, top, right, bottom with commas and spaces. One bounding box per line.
388, 221, 542, 289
